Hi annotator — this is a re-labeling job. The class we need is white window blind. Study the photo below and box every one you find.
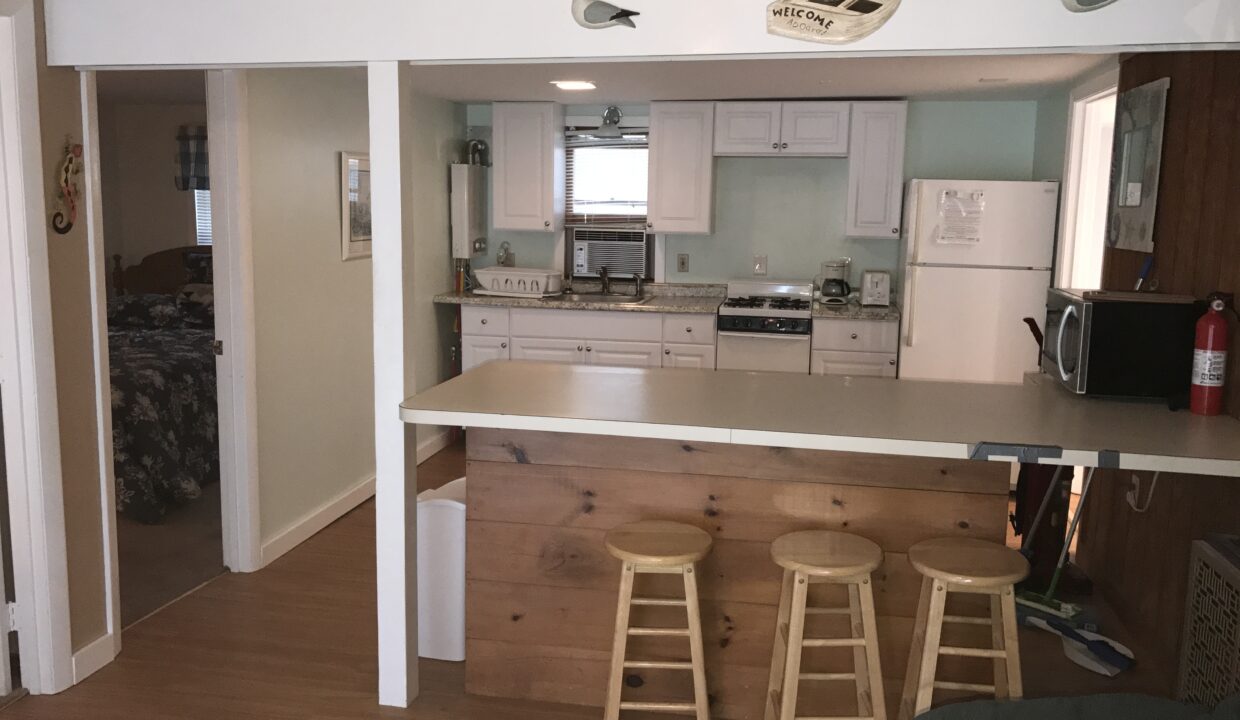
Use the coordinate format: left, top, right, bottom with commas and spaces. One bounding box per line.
194, 189, 213, 246
565, 136, 649, 226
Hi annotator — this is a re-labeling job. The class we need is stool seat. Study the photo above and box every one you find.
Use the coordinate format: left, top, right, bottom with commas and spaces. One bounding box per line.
908, 538, 1029, 588
770, 530, 883, 578
605, 521, 713, 567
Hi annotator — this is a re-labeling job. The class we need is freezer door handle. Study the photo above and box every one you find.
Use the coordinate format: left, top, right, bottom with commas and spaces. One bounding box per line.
904, 266, 918, 347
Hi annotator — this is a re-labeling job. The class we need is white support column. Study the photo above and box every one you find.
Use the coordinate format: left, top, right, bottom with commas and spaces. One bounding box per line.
368, 60, 420, 708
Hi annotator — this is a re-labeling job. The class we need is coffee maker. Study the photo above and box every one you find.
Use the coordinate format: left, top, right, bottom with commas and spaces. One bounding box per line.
814, 258, 851, 305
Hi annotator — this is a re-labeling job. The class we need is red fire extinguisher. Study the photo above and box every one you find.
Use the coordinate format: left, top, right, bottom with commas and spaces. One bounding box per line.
1191, 294, 1230, 416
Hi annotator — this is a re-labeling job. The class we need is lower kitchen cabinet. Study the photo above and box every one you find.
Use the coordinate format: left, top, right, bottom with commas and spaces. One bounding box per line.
587, 340, 663, 368
812, 350, 898, 378
462, 335, 509, 371
662, 342, 717, 370
509, 336, 584, 364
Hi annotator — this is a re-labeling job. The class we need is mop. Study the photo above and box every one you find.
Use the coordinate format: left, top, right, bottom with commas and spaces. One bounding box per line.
1014, 466, 1093, 624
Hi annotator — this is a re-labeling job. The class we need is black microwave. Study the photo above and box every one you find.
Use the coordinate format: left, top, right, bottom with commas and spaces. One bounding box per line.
1041, 289, 1202, 400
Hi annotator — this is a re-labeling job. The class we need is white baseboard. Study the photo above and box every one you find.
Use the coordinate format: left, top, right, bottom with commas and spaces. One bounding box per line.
416, 426, 451, 464
260, 473, 377, 567
71, 633, 116, 684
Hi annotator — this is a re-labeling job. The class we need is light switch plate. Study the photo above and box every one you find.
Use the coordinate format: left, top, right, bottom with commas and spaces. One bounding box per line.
753, 255, 768, 276
677, 253, 689, 273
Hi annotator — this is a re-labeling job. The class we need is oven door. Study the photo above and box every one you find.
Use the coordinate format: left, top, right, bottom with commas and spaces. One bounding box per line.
716, 331, 811, 374
1041, 290, 1089, 393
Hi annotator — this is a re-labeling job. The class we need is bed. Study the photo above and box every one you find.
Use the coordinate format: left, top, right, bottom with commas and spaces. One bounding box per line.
109, 247, 218, 524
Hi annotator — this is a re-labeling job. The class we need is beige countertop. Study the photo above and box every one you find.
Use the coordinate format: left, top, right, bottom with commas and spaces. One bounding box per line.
434, 291, 723, 315
401, 361, 1240, 477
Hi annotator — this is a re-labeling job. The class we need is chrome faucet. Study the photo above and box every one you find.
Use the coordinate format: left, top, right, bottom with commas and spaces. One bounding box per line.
599, 266, 611, 295
633, 274, 645, 297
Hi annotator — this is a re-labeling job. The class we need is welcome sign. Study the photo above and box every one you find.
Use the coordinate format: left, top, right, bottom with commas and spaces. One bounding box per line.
767, 0, 902, 44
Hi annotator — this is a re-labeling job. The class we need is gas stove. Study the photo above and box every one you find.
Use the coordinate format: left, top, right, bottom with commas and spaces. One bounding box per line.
718, 281, 815, 319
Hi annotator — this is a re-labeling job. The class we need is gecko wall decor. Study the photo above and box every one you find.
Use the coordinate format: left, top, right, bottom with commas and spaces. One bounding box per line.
51, 138, 83, 236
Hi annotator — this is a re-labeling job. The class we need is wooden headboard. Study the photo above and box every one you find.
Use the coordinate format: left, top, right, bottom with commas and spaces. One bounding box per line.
112, 246, 212, 296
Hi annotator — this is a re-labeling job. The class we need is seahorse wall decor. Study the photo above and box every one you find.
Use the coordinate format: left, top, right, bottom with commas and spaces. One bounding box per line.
51, 137, 83, 235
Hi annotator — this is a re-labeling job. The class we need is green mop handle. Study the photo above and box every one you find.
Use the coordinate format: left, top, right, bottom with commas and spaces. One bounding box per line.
1043, 466, 1097, 603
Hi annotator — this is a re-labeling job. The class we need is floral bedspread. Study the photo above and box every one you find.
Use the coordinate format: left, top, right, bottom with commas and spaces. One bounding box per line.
108, 294, 218, 523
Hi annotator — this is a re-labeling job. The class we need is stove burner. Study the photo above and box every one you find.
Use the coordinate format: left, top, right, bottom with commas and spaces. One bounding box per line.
769, 297, 811, 311
723, 296, 766, 309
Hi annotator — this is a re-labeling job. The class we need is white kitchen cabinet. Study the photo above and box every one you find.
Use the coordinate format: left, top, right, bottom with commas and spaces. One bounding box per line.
510, 336, 583, 364
662, 343, 717, 370
491, 102, 565, 232
586, 340, 663, 368
846, 101, 908, 238
713, 102, 782, 155
714, 101, 849, 157
462, 335, 510, 372
648, 102, 715, 234
812, 350, 898, 378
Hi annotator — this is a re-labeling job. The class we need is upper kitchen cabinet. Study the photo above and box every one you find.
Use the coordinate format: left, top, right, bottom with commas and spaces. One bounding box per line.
845, 101, 908, 238
648, 102, 715, 235
714, 101, 849, 156
491, 102, 565, 232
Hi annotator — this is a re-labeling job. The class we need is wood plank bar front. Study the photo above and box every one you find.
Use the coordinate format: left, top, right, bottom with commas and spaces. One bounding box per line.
464, 430, 1011, 720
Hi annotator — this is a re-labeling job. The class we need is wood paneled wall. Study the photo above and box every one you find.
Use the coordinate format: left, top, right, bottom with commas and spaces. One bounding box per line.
1081, 50, 1240, 695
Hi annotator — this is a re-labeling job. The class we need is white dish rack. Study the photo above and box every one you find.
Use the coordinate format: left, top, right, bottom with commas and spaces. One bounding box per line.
473, 267, 563, 298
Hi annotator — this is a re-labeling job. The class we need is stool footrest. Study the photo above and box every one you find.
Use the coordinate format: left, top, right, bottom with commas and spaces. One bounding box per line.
631, 597, 688, 607
628, 627, 690, 637
802, 637, 866, 648
933, 681, 997, 694
619, 701, 697, 714
798, 672, 857, 681
805, 607, 852, 616
943, 614, 993, 626
938, 645, 1006, 659
624, 660, 693, 670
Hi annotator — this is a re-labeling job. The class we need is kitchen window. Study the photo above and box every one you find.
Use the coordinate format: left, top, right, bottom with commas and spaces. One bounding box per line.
565, 137, 648, 225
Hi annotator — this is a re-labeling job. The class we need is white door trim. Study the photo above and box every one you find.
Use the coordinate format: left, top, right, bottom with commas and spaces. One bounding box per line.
206, 69, 262, 573
75, 70, 122, 676
0, 0, 74, 695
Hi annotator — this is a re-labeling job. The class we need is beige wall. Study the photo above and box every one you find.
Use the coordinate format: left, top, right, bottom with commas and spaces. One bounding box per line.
34, 1, 108, 652
99, 101, 207, 267
247, 67, 378, 542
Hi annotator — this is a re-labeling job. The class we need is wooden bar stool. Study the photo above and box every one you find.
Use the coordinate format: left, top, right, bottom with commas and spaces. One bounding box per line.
604, 521, 714, 720
765, 530, 886, 720
899, 538, 1030, 720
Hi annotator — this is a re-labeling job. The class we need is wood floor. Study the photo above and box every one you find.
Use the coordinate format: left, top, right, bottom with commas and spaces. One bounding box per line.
7, 440, 1172, 719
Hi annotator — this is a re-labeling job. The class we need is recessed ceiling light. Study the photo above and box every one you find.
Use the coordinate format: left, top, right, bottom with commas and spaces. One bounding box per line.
551, 80, 597, 91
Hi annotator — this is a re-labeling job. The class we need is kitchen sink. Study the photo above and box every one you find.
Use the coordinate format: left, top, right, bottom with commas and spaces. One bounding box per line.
556, 293, 651, 306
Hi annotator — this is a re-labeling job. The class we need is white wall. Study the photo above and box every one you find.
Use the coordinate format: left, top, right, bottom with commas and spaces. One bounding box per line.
99, 102, 206, 267
247, 67, 377, 546
43, 0, 1240, 67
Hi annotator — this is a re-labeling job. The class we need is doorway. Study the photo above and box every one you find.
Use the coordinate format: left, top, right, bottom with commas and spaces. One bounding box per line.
1056, 72, 1118, 291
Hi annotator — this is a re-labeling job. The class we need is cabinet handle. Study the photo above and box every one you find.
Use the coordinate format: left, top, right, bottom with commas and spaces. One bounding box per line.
685, 327, 693, 333
501, 342, 508, 349
544, 220, 551, 228
480, 318, 487, 325
851, 333, 858, 340
586, 346, 593, 352
781, 142, 789, 149
577, 345, 584, 352
889, 359, 896, 365
771, 142, 779, 149
647, 222, 654, 229
665, 349, 672, 355
892, 228, 899, 234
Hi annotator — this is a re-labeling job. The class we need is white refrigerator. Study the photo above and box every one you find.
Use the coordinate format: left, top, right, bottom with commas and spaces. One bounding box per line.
900, 179, 1060, 383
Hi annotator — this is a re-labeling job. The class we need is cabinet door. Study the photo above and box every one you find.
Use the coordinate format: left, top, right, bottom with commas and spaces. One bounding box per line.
648, 102, 715, 234
846, 101, 907, 238
586, 340, 663, 368
713, 102, 782, 156
662, 343, 717, 370
462, 335, 510, 372
492, 102, 565, 232
812, 350, 898, 378
781, 102, 850, 156
510, 337, 583, 364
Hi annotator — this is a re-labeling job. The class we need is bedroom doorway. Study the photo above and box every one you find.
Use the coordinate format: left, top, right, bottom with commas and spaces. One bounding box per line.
96, 70, 226, 627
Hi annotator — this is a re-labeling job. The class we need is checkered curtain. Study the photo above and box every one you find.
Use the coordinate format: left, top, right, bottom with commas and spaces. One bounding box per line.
175, 125, 209, 191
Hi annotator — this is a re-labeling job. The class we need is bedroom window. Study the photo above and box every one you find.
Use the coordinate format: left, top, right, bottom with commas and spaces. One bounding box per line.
565, 139, 648, 225
193, 189, 213, 246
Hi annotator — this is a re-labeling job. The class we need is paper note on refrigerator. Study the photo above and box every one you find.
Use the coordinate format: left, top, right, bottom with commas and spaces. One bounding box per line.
937, 190, 985, 244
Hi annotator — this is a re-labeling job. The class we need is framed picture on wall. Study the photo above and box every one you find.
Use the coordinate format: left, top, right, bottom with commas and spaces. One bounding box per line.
340, 151, 372, 261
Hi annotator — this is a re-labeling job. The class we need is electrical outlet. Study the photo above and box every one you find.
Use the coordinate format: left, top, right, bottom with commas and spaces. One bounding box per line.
677, 253, 689, 273
753, 255, 768, 276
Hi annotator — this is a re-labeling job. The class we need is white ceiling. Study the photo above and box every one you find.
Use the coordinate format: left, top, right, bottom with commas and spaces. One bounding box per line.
97, 70, 206, 105
410, 53, 1115, 103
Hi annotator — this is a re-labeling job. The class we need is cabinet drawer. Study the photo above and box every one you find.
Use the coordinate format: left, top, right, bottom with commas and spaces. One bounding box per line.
510, 308, 662, 342
662, 314, 717, 346
812, 350, 898, 378
462, 306, 510, 337
812, 319, 899, 353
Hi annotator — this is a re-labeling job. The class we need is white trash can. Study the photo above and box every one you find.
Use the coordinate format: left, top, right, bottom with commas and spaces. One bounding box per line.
416, 476, 466, 661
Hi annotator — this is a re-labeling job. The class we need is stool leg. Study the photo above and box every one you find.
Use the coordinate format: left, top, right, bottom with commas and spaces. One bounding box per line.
899, 577, 933, 720
848, 584, 872, 717
779, 571, 809, 720
683, 564, 711, 720
857, 577, 887, 720
604, 563, 636, 720
765, 569, 795, 720
990, 595, 1008, 699
999, 587, 1023, 700
913, 581, 948, 717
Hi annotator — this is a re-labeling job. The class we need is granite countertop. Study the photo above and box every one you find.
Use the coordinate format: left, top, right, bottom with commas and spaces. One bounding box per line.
813, 300, 901, 321
434, 284, 725, 315
401, 362, 1240, 478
